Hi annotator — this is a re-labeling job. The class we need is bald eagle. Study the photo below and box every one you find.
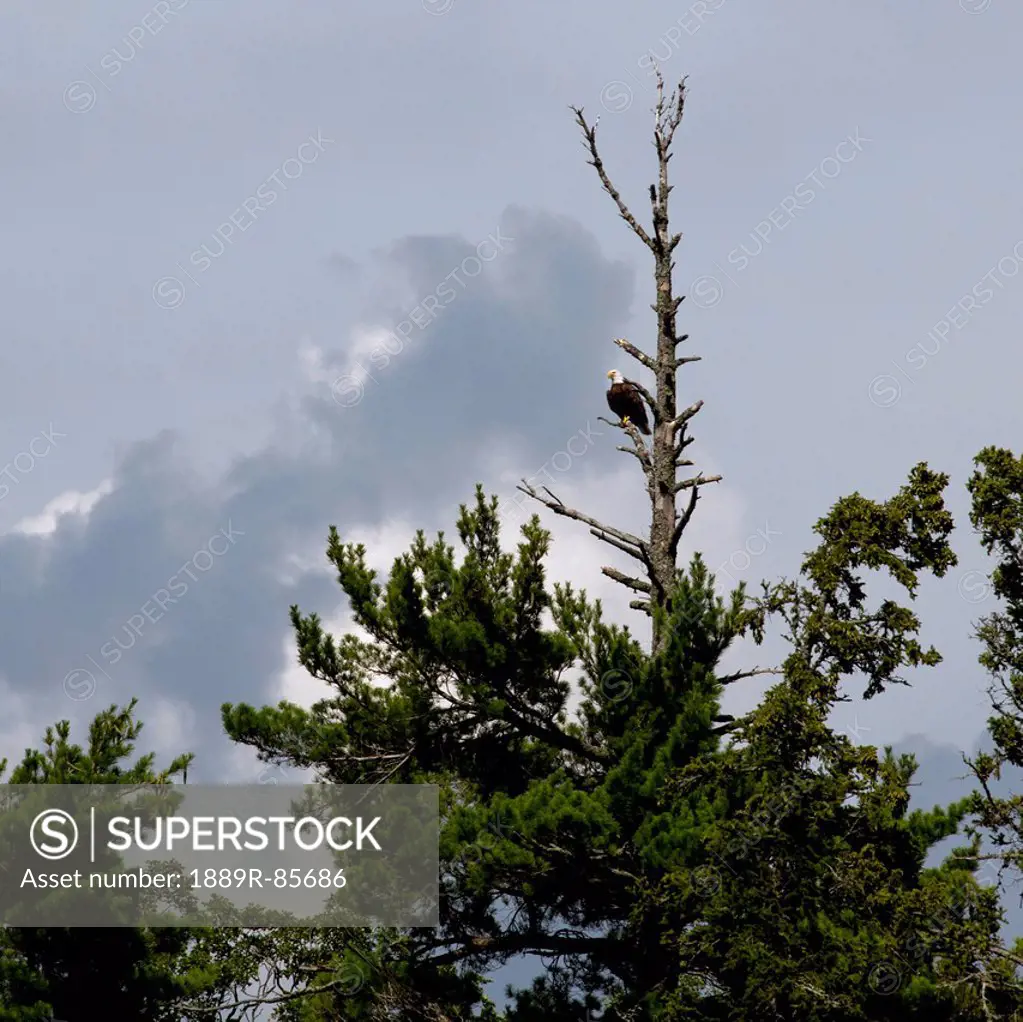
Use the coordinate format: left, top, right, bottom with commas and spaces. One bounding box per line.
606, 370, 651, 435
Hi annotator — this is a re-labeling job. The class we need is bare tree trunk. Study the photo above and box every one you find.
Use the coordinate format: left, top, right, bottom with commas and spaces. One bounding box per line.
518, 71, 720, 656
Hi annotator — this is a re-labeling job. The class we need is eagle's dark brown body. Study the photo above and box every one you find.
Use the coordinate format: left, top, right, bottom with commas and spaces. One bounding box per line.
607, 380, 651, 434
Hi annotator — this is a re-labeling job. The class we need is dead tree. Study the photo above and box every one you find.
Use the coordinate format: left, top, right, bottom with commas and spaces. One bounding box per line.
518, 71, 720, 657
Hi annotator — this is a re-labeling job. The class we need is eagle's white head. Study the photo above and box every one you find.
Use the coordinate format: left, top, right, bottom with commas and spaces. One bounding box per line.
607, 369, 624, 384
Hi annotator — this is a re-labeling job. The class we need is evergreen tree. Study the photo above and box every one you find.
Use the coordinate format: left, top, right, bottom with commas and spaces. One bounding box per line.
0, 701, 217, 1022
966, 445, 1023, 857
216, 72, 1023, 1020
648, 467, 1021, 1020
220, 479, 1023, 1019
963, 446, 1023, 982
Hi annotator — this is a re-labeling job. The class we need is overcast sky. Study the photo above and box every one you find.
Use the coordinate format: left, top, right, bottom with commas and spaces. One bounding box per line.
3, 0, 1022, 988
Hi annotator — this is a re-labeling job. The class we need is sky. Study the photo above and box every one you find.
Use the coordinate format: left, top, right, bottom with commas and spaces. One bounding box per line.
2, 0, 1023, 1002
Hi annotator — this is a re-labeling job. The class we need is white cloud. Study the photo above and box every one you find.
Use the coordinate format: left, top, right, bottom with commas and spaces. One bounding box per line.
341, 325, 394, 386
296, 338, 336, 386
273, 630, 334, 709
9, 479, 114, 536
298, 326, 400, 393
491, 451, 750, 623
487, 447, 777, 723
142, 692, 198, 762
271, 517, 424, 709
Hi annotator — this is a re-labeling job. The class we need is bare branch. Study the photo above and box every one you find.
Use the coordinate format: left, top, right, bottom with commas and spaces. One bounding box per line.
558, 73, 697, 655
602, 566, 652, 594
517, 479, 647, 558
342, 751, 412, 763
571, 107, 654, 250
654, 67, 687, 144
711, 719, 743, 737
616, 444, 649, 464
613, 336, 657, 372
669, 485, 700, 558
498, 700, 609, 765
428, 930, 611, 967
673, 473, 723, 493
179, 974, 360, 1015
674, 435, 696, 459
368, 746, 416, 790
675, 356, 701, 367
619, 417, 651, 451
671, 399, 705, 432
603, 423, 652, 481
590, 528, 648, 564
649, 71, 687, 251
718, 667, 783, 686
616, 434, 655, 485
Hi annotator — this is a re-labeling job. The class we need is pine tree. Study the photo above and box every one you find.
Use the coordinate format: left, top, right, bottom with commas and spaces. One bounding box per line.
648, 466, 1021, 1020
218, 473, 1023, 1019
963, 446, 1023, 980
218, 74, 1023, 1020
0, 701, 212, 1022
222, 493, 735, 1019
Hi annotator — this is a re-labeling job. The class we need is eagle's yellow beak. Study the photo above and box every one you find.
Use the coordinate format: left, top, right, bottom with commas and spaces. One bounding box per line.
606, 370, 615, 379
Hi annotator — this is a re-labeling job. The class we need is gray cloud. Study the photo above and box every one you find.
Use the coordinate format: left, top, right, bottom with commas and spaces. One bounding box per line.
3, 5, 1023, 997
0, 209, 635, 781
1, 0, 1017, 780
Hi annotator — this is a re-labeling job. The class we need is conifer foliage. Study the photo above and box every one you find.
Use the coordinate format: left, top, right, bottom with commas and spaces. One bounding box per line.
0, 702, 205, 1022
217, 71, 1023, 1021
9, 69, 1023, 1022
